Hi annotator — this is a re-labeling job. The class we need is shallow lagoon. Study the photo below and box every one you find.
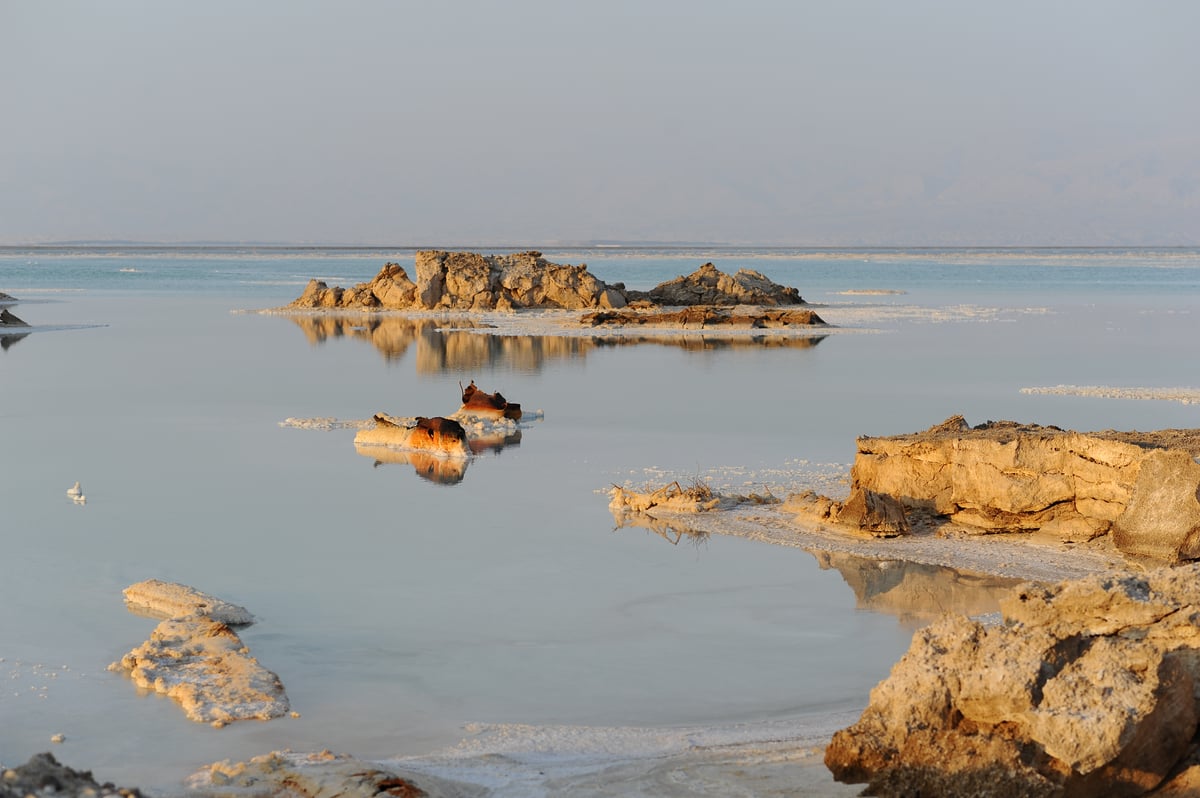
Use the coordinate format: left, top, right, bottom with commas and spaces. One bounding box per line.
2, 248, 1199, 791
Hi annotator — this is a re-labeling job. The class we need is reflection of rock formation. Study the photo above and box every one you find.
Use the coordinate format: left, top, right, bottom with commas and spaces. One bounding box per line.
611, 509, 712, 547
286, 315, 486, 362
810, 550, 1022, 625
1, 332, 29, 350
286, 314, 826, 372
356, 442, 471, 485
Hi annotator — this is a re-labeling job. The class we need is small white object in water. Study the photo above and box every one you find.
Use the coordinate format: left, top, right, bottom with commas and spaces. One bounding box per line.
73, 494, 86, 504
67, 481, 82, 497
50, 733, 65, 743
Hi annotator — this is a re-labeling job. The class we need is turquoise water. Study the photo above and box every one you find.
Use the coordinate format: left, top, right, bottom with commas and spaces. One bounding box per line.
2, 247, 1199, 791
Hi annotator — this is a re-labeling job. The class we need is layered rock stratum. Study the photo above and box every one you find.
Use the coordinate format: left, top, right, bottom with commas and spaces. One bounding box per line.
791, 415, 1200, 564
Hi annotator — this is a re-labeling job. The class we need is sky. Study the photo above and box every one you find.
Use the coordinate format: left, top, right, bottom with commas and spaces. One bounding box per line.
2, 1, 1198, 246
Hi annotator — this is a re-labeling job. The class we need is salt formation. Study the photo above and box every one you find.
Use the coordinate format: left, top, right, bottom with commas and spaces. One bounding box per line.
110, 580, 288, 726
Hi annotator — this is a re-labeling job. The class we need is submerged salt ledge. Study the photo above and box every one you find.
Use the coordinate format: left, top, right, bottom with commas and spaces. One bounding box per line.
1021, 384, 1200, 404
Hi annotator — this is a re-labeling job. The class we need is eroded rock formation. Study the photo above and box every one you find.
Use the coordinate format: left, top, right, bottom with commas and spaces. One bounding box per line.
825, 564, 1200, 796
806, 416, 1200, 563
290, 251, 626, 311
285, 251, 809, 314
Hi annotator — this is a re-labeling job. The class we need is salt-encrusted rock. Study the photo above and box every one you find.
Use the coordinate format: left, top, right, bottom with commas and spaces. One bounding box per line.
122, 579, 255, 625
837, 416, 1200, 562
109, 615, 289, 725
633, 262, 804, 306
189, 749, 464, 798
353, 414, 472, 458
825, 565, 1200, 796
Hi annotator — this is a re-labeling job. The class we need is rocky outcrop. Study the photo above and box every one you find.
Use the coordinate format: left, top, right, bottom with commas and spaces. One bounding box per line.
286, 251, 808, 314
629, 262, 804, 306
829, 416, 1200, 562
290, 251, 626, 311
825, 564, 1200, 796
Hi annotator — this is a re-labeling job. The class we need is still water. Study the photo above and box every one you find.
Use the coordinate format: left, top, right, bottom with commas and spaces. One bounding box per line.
2, 247, 1198, 790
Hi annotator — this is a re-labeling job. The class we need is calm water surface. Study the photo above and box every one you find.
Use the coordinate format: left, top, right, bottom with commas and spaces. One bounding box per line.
2, 247, 1198, 790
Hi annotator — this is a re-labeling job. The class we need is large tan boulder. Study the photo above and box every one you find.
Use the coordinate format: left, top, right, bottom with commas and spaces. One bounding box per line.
1113, 449, 1200, 563
826, 565, 1200, 796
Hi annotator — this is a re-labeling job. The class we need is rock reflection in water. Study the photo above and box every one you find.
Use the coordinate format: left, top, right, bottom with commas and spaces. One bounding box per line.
285, 314, 826, 373
611, 509, 712, 547
811, 550, 1025, 627
354, 429, 521, 485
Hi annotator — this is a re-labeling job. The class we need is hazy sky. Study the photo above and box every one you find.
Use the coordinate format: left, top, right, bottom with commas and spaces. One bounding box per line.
2, 1, 1198, 246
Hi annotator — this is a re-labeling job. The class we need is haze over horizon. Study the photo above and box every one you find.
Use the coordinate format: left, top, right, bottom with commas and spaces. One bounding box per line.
3, 1, 1198, 247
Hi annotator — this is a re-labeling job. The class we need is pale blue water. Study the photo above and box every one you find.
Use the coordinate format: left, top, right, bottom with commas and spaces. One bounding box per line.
2, 247, 1199, 791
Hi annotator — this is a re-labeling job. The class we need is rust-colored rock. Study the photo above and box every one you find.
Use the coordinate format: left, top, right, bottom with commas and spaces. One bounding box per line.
459, 379, 522, 420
